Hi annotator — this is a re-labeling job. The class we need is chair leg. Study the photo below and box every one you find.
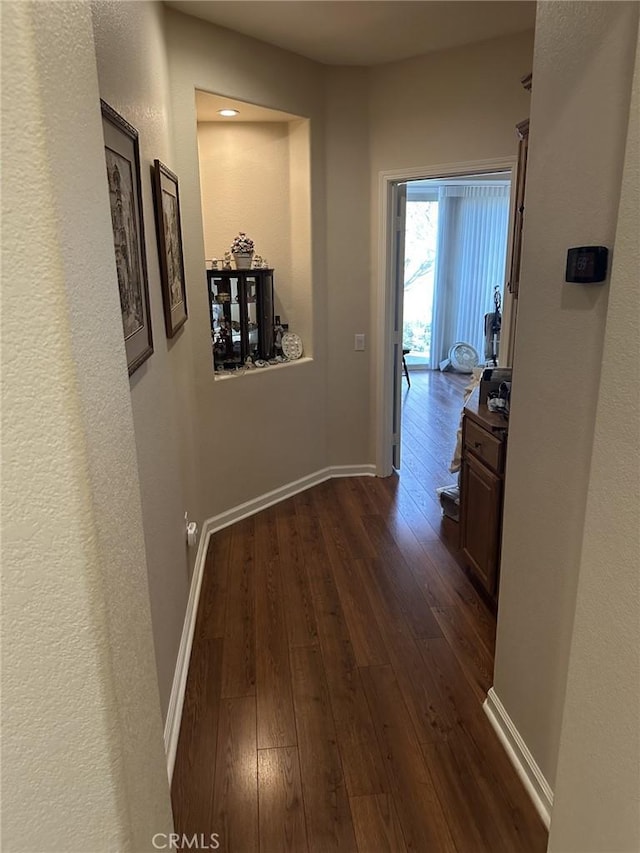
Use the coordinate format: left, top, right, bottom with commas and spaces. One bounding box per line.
403, 355, 411, 387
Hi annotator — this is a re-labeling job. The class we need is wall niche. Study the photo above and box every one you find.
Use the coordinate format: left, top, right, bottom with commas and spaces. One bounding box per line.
196, 91, 312, 368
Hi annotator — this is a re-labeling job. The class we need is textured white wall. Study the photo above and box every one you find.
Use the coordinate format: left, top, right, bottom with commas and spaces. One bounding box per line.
494, 0, 639, 788
548, 29, 640, 851
165, 8, 328, 517
1, 2, 172, 849
91, 0, 197, 721
368, 30, 534, 172
325, 67, 373, 465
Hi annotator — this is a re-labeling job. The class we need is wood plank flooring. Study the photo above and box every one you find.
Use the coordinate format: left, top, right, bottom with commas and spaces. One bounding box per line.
172, 371, 548, 852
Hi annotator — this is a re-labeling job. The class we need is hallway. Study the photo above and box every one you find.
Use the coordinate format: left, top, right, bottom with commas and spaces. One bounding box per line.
171, 372, 547, 852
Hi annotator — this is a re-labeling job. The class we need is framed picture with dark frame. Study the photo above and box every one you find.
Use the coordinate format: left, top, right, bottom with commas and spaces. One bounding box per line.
100, 99, 153, 375
151, 160, 188, 337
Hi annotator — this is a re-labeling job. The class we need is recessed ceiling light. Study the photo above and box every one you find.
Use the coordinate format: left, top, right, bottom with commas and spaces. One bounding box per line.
218, 109, 239, 117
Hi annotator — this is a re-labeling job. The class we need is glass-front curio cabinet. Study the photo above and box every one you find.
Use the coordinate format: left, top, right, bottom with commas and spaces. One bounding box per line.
207, 269, 275, 370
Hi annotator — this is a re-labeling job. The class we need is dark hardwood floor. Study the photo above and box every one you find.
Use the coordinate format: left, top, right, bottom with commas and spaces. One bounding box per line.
172, 371, 548, 852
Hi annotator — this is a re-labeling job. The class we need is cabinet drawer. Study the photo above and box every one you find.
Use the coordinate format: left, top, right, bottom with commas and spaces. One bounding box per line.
464, 418, 504, 473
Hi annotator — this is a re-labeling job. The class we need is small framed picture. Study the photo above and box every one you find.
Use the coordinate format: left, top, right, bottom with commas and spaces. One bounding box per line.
152, 160, 188, 337
100, 99, 153, 375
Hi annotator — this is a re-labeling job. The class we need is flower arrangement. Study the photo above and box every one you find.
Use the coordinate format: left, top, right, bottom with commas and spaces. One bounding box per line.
230, 232, 255, 255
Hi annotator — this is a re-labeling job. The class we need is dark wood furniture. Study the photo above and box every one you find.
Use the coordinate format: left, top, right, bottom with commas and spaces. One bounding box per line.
207, 268, 274, 370
460, 388, 508, 600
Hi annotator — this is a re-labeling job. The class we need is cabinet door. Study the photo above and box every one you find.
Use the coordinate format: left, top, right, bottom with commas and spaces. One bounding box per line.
461, 452, 501, 596
208, 272, 244, 368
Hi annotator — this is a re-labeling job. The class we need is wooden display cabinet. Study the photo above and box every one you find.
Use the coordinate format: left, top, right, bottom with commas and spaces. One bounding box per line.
207, 268, 274, 370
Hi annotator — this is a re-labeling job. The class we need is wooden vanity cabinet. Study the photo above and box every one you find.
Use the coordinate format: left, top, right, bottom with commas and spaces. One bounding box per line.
460, 390, 508, 600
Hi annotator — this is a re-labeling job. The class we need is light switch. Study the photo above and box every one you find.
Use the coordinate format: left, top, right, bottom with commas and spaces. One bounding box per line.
355, 333, 365, 351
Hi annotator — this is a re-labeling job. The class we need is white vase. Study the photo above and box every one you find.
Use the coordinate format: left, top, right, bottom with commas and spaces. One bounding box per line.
233, 252, 253, 270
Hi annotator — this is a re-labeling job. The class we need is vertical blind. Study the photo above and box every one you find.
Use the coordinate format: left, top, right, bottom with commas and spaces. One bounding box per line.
430, 185, 510, 368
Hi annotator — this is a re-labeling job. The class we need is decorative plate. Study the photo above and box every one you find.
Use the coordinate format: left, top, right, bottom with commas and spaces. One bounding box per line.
281, 332, 303, 360
448, 341, 480, 373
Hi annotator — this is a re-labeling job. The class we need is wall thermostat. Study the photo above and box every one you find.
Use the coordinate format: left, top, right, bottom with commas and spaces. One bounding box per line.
565, 246, 608, 283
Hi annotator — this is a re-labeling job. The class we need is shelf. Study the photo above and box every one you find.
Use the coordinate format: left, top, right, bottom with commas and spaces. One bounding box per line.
213, 356, 313, 381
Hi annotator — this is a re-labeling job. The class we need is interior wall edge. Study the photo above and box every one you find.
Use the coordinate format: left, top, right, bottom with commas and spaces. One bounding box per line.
2, 2, 174, 848
493, 0, 640, 794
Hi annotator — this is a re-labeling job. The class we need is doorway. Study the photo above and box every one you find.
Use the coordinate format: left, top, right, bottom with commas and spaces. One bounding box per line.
403, 174, 511, 374
376, 160, 516, 476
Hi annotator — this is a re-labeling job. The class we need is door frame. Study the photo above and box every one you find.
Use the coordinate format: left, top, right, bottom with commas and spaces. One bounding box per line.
390, 181, 407, 471
375, 157, 518, 477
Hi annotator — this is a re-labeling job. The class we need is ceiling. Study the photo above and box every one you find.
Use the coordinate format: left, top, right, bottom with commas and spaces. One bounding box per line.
166, 1, 536, 67
195, 90, 303, 122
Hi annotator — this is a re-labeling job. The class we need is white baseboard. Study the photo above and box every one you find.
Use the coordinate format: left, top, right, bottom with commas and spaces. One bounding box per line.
163, 518, 214, 782
325, 464, 377, 479
483, 687, 554, 829
163, 464, 376, 780
206, 464, 376, 535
